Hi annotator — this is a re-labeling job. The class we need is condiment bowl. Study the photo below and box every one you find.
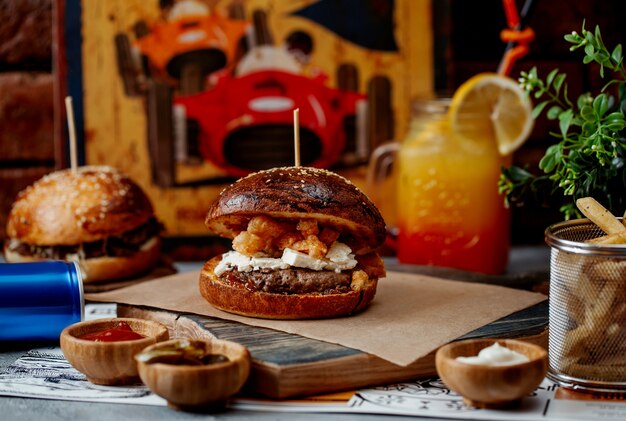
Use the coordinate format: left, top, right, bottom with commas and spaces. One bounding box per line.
135, 338, 251, 411
436, 338, 548, 408
60, 317, 169, 385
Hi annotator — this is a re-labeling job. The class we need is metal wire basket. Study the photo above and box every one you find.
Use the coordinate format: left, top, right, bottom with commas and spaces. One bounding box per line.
545, 218, 626, 392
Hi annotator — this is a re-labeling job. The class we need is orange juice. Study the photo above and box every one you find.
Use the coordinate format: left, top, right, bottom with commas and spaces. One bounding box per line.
396, 101, 510, 274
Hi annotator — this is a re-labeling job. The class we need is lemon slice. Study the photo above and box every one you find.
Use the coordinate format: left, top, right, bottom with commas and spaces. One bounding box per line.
449, 73, 533, 155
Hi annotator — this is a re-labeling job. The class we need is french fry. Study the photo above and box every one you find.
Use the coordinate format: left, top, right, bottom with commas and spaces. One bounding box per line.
561, 361, 626, 381
557, 256, 626, 380
588, 232, 626, 244
553, 200, 626, 381
576, 197, 626, 235
574, 262, 605, 302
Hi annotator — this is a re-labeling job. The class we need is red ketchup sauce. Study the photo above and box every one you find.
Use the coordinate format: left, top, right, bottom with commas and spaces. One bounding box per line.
79, 321, 146, 342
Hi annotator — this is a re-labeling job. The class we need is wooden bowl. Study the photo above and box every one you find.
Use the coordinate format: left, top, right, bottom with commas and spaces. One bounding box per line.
60, 318, 169, 385
435, 339, 548, 408
135, 338, 251, 412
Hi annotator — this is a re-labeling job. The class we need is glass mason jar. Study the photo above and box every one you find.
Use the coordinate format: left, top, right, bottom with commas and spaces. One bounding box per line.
369, 98, 510, 274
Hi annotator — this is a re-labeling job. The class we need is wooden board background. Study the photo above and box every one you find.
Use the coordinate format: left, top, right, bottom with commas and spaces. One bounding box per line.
118, 300, 548, 399
79, 0, 433, 237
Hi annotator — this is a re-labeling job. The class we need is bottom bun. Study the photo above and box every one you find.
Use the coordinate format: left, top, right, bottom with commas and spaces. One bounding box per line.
199, 255, 378, 319
3, 237, 162, 283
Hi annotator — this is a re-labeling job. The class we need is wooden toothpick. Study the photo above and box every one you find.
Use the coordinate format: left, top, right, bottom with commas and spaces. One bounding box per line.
65, 96, 78, 173
293, 108, 301, 167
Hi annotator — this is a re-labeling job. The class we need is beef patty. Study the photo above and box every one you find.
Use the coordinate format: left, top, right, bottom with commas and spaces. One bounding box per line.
5, 217, 162, 260
220, 267, 352, 295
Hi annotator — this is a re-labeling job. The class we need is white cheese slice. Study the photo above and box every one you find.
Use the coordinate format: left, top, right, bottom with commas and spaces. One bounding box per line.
250, 256, 290, 270
214, 250, 253, 276
215, 242, 358, 275
281, 248, 327, 271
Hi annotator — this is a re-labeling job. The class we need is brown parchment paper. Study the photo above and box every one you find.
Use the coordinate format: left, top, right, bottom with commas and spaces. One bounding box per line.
85, 270, 546, 367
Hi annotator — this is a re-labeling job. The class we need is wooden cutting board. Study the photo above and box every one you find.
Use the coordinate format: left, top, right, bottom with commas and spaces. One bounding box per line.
117, 299, 548, 399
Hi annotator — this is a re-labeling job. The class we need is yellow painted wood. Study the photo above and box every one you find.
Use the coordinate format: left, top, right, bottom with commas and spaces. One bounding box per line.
81, 0, 433, 236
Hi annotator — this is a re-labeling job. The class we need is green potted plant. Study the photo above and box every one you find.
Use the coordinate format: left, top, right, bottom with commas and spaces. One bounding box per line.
499, 22, 626, 219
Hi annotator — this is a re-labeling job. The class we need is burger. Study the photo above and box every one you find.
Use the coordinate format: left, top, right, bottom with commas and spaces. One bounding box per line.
3, 166, 162, 283
199, 166, 387, 319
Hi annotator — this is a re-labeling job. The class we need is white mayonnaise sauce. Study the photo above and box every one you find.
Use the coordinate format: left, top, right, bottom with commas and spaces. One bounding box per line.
455, 342, 529, 366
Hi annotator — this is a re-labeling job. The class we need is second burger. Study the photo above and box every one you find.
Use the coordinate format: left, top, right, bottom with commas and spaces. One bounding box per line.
4, 166, 163, 283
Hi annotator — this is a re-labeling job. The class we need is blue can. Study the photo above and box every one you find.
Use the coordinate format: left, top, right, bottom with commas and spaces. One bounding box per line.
0, 261, 84, 341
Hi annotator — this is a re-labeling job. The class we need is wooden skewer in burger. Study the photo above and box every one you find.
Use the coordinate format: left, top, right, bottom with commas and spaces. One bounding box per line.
199, 110, 387, 319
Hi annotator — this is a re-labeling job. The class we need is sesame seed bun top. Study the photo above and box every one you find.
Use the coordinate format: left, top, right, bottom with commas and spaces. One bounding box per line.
6, 166, 155, 246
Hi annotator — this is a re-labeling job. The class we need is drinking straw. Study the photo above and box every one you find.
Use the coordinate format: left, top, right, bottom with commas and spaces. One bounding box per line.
498, 0, 537, 76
